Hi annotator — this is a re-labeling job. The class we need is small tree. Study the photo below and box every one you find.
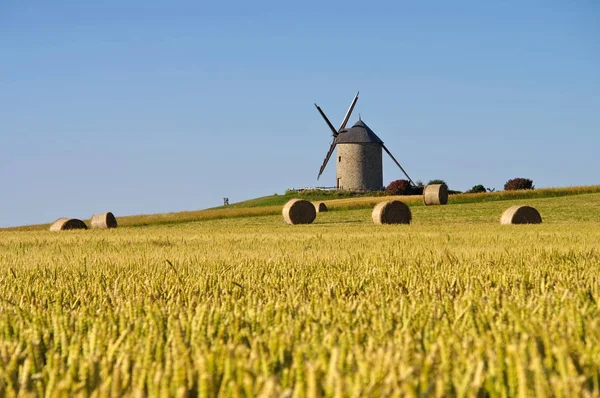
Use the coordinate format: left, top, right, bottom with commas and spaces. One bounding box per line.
409, 180, 424, 195
504, 178, 534, 191
467, 184, 487, 193
385, 179, 412, 195
427, 179, 447, 186
411, 185, 424, 195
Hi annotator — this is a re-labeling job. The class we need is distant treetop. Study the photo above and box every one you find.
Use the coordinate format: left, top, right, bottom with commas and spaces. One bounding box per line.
427, 179, 447, 186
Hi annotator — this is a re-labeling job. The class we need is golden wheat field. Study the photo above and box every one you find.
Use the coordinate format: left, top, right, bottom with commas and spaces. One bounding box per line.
1, 193, 600, 397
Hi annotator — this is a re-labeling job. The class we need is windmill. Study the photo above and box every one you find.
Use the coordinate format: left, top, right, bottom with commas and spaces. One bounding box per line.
315, 92, 415, 191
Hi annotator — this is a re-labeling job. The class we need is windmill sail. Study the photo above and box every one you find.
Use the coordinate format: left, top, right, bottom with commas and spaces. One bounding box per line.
315, 92, 359, 179
317, 141, 337, 180
382, 144, 415, 185
314, 104, 339, 137
338, 91, 359, 131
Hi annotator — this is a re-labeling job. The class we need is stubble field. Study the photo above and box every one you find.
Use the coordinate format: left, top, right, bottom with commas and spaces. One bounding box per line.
1, 193, 600, 397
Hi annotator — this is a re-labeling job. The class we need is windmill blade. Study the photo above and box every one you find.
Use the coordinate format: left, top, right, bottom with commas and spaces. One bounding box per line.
317, 141, 337, 180
314, 104, 339, 137
338, 91, 359, 131
382, 144, 415, 185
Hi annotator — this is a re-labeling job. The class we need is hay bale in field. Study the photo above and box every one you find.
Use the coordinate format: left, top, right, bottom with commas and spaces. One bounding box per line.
500, 205, 542, 225
372, 200, 412, 225
314, 202, 328, 212
49, 218, 88, 231
282, 199, 316, 224
423, 184, 448, 206
90, 212, 118, 229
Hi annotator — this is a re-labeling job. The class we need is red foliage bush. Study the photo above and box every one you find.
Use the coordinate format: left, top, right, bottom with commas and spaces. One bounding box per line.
504, 178, 534, 191
385, 180, 412, 195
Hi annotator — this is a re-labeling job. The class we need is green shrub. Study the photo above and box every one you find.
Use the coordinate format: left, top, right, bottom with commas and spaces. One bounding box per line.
467, 184, 487, 194
427, 179, 447, 186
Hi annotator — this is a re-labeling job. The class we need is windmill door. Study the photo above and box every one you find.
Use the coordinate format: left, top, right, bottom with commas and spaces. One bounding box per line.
337, 178, 342, 189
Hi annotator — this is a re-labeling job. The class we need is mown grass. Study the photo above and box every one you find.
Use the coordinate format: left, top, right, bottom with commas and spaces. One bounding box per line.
0, 193, 599, 396
218, 185, 600, 209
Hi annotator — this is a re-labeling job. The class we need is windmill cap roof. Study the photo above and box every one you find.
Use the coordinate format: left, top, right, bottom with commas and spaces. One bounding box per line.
335, 120, 383, 144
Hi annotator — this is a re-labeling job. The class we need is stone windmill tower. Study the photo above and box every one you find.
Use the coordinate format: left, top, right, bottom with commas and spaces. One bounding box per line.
315, 92, 414, 191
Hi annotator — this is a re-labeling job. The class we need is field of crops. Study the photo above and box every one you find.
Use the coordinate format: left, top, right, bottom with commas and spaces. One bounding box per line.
1, 192, 600, 396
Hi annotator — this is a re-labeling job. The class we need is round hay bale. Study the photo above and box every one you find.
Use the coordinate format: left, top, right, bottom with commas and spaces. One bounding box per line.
314, 202, 328, 213
423, 184, 448, 206
90, 212, 118, 229
49, 218, 88, 231
500, 205, 542, 225
282, 199, 317, 225
372, 200, 412, 224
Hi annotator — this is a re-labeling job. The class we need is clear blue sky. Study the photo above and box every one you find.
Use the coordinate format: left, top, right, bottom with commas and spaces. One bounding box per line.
1, 1, 598, 227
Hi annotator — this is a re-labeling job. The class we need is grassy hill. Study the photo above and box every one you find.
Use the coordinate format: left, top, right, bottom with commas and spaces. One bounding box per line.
4, 184, 600, 231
